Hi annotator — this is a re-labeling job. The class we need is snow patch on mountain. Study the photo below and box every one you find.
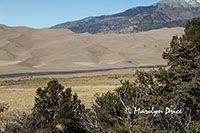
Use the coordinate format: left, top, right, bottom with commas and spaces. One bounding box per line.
156, 0, 200, 8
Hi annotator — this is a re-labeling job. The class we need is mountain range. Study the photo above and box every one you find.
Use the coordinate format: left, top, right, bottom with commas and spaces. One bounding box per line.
51, 0, 200, 34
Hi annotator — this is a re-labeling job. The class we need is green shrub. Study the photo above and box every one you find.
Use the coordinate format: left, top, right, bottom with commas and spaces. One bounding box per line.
83, 17, 200, 132
29, 80, 87, 133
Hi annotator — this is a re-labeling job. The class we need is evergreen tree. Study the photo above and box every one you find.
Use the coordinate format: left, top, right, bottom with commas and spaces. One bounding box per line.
83, 17, 200, 132
160, 17, 200, 131
30, 80, 86, 133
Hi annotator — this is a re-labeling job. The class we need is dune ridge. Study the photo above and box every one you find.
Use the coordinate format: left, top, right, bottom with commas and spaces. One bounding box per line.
0, 24, 184, 74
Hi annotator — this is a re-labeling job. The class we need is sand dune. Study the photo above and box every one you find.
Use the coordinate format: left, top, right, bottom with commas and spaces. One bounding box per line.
0, 24, 184, 74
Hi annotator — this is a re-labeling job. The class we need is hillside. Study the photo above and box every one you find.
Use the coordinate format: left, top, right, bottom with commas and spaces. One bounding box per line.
51, 0, 200, 34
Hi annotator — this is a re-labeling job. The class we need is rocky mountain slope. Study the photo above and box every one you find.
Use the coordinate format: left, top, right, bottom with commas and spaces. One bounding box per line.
51, 0, 200, 34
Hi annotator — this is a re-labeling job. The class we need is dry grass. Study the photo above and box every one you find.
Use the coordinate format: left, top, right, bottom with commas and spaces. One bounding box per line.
0, 73, 137, 113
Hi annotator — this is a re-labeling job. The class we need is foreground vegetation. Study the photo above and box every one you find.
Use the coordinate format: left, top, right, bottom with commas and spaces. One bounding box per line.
1, 17, 200, 132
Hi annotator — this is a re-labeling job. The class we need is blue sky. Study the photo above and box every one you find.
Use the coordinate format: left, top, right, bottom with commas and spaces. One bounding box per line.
0, 0, 160, 28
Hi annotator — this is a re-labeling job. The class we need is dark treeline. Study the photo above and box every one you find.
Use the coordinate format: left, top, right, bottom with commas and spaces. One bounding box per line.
0, 65, 168, 79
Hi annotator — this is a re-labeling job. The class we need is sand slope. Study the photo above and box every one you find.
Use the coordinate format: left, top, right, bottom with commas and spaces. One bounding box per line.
0, 24, 184, 74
